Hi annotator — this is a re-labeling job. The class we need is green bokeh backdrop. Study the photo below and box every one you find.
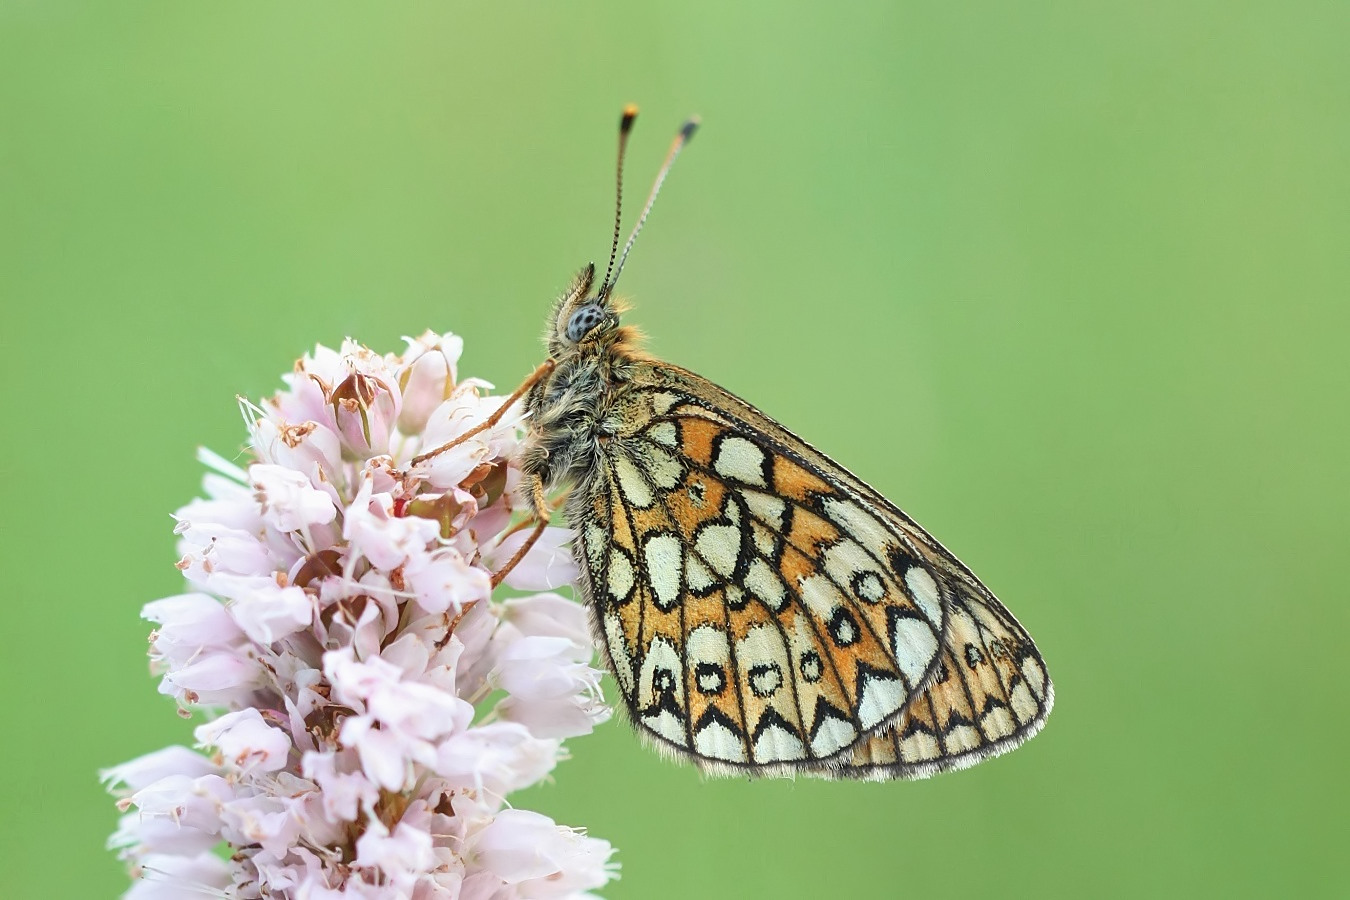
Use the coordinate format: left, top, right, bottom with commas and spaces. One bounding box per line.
2, 3, 1345, 897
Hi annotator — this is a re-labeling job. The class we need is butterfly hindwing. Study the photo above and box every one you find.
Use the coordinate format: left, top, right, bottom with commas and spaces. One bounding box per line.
571, 365, 959, 773
810, 574, 1054, 779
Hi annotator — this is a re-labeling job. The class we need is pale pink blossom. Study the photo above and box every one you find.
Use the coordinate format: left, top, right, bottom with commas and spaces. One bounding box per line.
106, 332, 616, 898
397, 332, 464, 434
468, 809, 616, 896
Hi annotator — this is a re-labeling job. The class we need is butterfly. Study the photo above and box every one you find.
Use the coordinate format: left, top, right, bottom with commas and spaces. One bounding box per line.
458, 106, 1053, 779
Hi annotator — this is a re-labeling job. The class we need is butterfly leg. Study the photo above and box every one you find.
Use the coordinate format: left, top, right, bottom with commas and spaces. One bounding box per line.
435, 602, 475, 650
489, 474, 557, 587
411, 360, 556, 466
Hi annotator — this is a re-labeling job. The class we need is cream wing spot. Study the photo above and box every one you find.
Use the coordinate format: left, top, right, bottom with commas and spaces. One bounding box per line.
725, 584, 745, 608
639, 636, 686, 708
583, 523, 606, 570
904, 566, 943, 626
634, 440, 682, 490
855, 670, 905, 731
642, 533, 684, 612
694, 720, 746, 762
695, 523, 742, 577
1022, 656, 1048, 698
809, 715, 858, 757
822, 539, 885, 601
753, 724, 806, 763
744, 558, 789, 612
820, 496, 895, 555
643, 709, 686, 744
945, 725, 981, 753
647, 420, 678, 447
1009, 681, 1039, 722
890, 615, 939, 684
981, 706, 1017, 741
713, 436, 768, 486
649, 391, 680, 415
736, 625, 792, 691
686, 624, 731, 669
744, 490, 786, 530
687, 625, 731, 696
686, 555, 716, 593
899, 730, 941, 762
613, 453, 654, 507
723, 497, 741, 526
603, 612, 634, 694
607, 549, 635, 604
750, 521, 778, 557
797, 573, 845, 622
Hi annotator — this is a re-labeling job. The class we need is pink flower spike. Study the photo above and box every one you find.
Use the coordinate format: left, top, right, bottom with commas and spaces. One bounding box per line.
227, 582, 313, 645
106, 334, 615, 898
158, 651, 263, 705
495, 636, 598, 702
396, 330, 464, 435
488, 525, 579, 591
353, 817, 436, 895
123, 852, 232, 900
403, 549, 492, 614
470, 808, 617, 892
108, 810, 219, 858
101, 746, 218, 793
142, 593, 243, 653
500, 591, 594, 649
343, 479, 441, 571
250, 463, 338, 532
195, 709, 291, 773
331, 370, 401, 459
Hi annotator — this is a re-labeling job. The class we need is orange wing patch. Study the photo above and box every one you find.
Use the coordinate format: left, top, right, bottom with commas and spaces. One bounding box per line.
772, 453, 833, 504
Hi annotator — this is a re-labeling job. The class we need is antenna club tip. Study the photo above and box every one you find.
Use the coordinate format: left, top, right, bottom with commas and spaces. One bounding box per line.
621, 105, 639, 130
680, 117, 700, 140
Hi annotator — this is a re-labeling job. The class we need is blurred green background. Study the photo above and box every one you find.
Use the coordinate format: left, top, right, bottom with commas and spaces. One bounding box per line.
2, 2, 1345, 897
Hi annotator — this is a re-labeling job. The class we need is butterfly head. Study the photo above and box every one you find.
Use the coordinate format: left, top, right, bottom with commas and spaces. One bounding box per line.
546, 262, 638, 359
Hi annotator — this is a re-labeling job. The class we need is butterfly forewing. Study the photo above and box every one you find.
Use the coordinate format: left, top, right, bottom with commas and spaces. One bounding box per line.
571, 365, 963, 772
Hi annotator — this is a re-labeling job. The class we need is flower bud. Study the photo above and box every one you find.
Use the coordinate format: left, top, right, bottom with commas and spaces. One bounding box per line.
397, 331, 463, 434
330, 372, 400, 459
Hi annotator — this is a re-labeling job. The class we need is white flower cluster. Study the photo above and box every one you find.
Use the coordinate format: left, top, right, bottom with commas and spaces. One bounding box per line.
103, 333, 616, 899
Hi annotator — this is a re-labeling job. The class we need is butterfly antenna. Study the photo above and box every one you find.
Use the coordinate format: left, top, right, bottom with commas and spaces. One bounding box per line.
599, 104, 639, 296
605, 115, 700, 296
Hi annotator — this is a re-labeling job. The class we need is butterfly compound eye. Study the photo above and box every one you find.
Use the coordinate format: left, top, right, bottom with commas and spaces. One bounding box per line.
565, 302, 606, 343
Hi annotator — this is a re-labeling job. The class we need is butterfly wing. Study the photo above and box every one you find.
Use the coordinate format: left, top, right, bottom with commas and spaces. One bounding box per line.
810, 572, 1053, 779
569, 362, 1044, 774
